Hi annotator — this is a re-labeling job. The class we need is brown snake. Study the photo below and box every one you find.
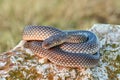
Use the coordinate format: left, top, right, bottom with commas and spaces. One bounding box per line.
23, 25, 100, 68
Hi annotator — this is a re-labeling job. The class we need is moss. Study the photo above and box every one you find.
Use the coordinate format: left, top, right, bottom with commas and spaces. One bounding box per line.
6, 66, 42, 80
115, 55, 120, 63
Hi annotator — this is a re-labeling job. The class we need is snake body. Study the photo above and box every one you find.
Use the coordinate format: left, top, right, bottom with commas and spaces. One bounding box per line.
23, 26, 100, 68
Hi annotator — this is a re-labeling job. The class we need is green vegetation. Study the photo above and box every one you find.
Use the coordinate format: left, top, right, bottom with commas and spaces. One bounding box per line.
0, 0, 120, 52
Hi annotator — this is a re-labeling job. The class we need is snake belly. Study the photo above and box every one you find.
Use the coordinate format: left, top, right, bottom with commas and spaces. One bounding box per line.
23, 25, 100, 68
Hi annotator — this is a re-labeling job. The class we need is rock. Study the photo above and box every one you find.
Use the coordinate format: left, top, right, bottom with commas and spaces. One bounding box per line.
0, 24, 120, 80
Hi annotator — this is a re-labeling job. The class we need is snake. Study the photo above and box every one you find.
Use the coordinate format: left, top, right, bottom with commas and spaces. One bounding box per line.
23, 25, 100, 68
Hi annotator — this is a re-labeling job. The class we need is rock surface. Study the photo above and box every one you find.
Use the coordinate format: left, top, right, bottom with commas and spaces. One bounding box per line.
0, 24, 120, 80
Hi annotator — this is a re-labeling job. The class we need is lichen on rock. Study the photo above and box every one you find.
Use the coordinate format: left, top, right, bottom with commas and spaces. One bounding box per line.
0, 24, 120, 80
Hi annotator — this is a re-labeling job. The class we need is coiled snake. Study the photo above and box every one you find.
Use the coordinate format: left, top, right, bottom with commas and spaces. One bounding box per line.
23, 26, 100, 68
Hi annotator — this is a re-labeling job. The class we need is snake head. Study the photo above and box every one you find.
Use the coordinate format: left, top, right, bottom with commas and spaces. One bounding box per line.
42, 38, 55, 49
42, 34, 67, 49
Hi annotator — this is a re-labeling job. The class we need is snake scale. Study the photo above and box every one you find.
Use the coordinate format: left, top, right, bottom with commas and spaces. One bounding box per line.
23, 25, 100, 68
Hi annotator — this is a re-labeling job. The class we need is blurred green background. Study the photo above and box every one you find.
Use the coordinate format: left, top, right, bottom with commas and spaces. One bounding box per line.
0, 0, 120, 53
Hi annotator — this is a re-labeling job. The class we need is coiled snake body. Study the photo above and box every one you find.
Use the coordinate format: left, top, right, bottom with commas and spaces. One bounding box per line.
23, 26, 100, 68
